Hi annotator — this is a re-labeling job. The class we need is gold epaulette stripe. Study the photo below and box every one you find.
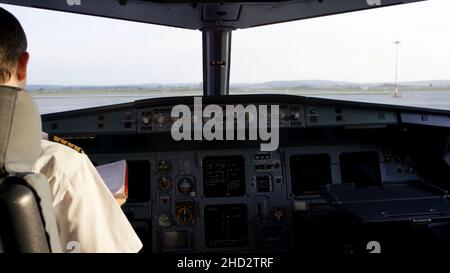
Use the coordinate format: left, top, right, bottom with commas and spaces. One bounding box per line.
50, 135, 84, 153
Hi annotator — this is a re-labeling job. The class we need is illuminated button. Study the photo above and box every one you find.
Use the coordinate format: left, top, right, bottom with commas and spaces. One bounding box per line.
295, 201, 307, 211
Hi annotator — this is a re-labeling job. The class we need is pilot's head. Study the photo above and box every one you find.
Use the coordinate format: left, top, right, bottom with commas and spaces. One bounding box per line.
0, 7, 29, 90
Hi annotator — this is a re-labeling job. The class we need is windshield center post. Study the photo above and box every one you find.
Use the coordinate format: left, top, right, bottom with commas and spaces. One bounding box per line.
201, 27, 234, 96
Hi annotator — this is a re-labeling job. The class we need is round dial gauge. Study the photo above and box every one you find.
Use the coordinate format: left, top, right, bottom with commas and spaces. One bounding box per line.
158, 160, 172, 174
177, 177, 194, 194
158, 211, 172, 227
176, 206, 194, 225
159, 176, 173, 192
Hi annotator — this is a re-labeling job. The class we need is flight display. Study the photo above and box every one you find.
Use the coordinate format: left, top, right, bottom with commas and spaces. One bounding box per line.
340, 151, 382, 187
289, 154, 332, 195
204, 204, 248, 248
203, 156, 246, 197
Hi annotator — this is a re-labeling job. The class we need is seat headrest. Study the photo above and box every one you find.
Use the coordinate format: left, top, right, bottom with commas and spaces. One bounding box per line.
0, 86, 42, 175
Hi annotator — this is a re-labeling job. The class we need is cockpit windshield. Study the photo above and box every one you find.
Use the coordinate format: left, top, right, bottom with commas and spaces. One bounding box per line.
229, 0, 450, 111
1, 0, 449, 114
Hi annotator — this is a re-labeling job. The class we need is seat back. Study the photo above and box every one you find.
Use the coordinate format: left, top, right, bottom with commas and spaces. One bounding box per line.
0, 86, 62, 253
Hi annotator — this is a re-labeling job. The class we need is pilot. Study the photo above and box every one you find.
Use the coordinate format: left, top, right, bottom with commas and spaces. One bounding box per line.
0, 7, 142, 253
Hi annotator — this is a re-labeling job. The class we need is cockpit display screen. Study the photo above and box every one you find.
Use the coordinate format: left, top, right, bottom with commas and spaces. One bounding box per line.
290, 154, 332, 195
204, 204, 248, 248
159, 230, 190, 251
203, 156, 246, 197
340, 151, 381, 187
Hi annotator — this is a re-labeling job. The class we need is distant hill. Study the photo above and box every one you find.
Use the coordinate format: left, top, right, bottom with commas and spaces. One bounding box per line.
233, 80, 359, 90
233, 80, 450, 90
28, 80, 450, 92
396, 80, 450, 87
28, 85, 66, 91
28, 83, 201, 92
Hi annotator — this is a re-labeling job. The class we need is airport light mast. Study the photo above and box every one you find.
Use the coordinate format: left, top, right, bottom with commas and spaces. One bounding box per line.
393, 40, 402, 98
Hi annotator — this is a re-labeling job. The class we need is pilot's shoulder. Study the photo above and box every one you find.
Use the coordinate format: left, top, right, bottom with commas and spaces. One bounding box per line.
34, 139, 90, 178
40, 139, 87, 163
47, 135, 84, 154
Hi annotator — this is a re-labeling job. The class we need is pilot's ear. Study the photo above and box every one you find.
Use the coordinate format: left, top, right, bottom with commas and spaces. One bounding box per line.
16, 52, 30, 81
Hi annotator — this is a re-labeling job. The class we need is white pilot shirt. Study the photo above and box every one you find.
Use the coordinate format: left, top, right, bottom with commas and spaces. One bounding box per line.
31, 139, 143, 253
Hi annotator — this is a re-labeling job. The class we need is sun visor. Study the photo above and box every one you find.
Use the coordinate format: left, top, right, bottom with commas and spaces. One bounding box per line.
0, 0, 427, 30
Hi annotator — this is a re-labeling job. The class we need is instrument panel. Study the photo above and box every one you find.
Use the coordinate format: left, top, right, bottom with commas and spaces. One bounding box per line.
42, 98, 398, 135
41, 95, 437, 254
89, 143, 419, 253
149, 148, 292, 253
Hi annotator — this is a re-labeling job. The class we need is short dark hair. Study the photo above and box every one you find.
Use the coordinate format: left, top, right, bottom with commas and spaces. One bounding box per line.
0, 7, 28, 83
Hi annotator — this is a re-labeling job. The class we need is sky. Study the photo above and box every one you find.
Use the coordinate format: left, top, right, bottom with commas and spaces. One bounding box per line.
1, 0, 450, 85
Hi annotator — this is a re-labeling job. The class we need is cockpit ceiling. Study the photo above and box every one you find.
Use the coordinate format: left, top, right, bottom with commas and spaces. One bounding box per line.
0, 0, 426, 30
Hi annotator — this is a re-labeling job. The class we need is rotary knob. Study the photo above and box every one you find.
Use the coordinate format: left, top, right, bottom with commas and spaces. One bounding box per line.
142, 113, 151, 125
273, 207, 287, 222
291, 112, 301, 120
